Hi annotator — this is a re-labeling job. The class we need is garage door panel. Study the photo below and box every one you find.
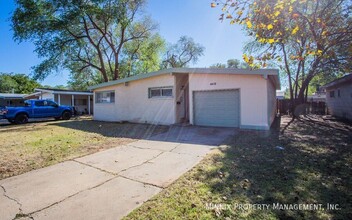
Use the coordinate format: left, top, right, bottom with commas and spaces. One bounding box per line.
194, 90, 240, 127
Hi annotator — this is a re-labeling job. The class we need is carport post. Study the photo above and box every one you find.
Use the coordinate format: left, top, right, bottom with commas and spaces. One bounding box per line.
88, 95, 91, 115
71, 95, 74, 107
58, 94, 61, 105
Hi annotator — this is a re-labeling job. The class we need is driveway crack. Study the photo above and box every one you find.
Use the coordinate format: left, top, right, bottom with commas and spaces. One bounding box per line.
0, 184, 25, 219
127, 144, 171, 152
119, 175, 163, 189
28, 176, 117, 216
127, 142, 182, 153
117, 151, 165, 174
169, 143, 182, 152
126, 144, 155, 151
72, 159, 117, 176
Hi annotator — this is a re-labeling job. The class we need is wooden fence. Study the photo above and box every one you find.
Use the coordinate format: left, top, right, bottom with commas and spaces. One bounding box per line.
277, 99, 327, 115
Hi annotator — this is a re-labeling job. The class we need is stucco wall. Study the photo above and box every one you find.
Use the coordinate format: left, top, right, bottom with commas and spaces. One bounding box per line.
93, 74, 175, 124
326, 83, 352, 120
175, 74, 189, 123
267, 76, 277, 127
188, 73, 270, 129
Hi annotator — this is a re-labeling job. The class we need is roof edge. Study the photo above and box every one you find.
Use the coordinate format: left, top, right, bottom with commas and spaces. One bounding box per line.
89, 68, 280, 90
34, 88, 93, 95
322, 74, 352, 89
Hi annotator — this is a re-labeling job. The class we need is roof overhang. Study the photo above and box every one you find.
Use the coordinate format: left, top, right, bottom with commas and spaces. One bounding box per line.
34, 89, 93, 95
322, 74, 352, 89
88, 68, 281, 90
0, 93, 27, 99
23, 92, 42, 98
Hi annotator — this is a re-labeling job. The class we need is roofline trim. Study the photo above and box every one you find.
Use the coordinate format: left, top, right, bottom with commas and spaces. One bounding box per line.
321, 73, 352, 89
89, 68, 280, 90
0, 93, 27, 99
34, 88, 93, 95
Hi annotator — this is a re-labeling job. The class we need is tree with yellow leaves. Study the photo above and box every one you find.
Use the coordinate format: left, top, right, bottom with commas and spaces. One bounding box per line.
212, 0, 352, 115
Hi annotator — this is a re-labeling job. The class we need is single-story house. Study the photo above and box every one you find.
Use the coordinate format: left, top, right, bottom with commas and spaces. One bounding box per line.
89, 68, 280, 130
307, 92, 326, 102
28, 88, 94, 114
276, 90, 285, 100
0, 93, 26, 106
308, 92, 326, 102
322, 74, 352, 121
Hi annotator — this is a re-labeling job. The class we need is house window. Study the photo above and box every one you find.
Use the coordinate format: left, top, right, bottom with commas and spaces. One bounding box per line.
150, 88, 161, 97
329, 91, 335, 98
162, 88, 173, 97
148, 87, 173, 98
337, 90, 341, 97
95, 91, 115, 103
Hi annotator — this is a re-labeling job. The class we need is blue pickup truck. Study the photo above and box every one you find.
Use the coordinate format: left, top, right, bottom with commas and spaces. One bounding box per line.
0, 100, 73, 124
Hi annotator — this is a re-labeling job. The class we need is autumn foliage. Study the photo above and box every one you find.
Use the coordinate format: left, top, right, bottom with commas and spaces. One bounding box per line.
212, 0, 352, 111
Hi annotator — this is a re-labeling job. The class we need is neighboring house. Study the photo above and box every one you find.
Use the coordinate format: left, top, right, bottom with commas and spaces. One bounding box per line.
28, 88, 94, 114
89, 68, 280, 130
307, 91, 327, 115
307, 92, 326, 103
323, 74, 352, 121
276, 90, 285, 100
0, 93, 26, 106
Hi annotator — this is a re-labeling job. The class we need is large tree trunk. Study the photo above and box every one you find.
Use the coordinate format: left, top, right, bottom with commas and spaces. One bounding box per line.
288, 75, 295, 116
295, 57, 320, 110
102, 69, 109, 82
282, 44, 295, 116
114, 61, 119, 80
297, 74, 313, 105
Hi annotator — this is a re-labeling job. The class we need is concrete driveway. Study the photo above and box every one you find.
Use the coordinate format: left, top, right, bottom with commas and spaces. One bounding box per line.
0, 125, 236, 220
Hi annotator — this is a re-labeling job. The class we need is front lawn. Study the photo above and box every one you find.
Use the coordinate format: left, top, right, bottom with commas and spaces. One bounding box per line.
125, 115, 352, 220
0, 117, 168, 180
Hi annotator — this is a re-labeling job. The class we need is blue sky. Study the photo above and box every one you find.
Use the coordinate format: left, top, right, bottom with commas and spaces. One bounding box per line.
0, 0, 248, 86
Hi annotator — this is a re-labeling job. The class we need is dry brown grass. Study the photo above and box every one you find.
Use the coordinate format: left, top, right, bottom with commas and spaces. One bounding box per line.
125, 115, 352, 220
0, 117, 168, 180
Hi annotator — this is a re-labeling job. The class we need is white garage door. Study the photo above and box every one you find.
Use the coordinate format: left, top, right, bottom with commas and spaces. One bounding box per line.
193, 90, 240, 127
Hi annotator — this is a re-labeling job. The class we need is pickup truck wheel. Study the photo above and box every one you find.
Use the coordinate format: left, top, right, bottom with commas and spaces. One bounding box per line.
7, 119, 15, 124
15, 113, 28, 124
62, 111, 72, 120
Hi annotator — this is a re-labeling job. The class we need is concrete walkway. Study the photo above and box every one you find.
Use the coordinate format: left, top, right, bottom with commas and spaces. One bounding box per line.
0, 126, 235, 220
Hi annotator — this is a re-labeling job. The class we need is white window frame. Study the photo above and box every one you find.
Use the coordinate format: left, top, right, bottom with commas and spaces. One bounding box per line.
148, 86, 173, 98
95, 90, 115, 103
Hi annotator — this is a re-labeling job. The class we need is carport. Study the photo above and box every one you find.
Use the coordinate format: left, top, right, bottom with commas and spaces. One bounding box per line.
28, 88, 94, 115
0, 93, 26, 106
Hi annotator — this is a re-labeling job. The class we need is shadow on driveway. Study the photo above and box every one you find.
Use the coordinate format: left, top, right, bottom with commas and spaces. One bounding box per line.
54, 119, 238, 146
